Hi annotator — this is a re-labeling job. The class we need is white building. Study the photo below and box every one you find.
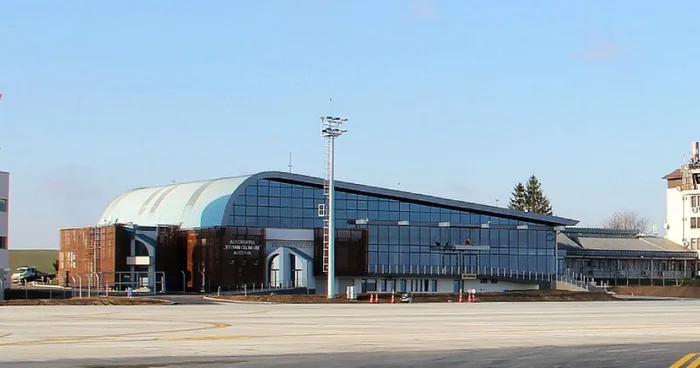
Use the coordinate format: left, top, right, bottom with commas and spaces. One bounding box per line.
664, 142, 700, 251
0, 171, 9, 294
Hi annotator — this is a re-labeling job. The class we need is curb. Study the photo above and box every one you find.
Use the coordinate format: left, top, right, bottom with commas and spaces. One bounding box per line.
203, 296, 277, 305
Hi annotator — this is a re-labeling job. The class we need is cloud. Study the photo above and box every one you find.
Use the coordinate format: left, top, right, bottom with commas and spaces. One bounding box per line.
576, 40, 625, 61
408, 0, 440, 21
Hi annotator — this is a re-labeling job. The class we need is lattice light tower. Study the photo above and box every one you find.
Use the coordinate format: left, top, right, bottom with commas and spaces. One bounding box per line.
320, 116, 348, 299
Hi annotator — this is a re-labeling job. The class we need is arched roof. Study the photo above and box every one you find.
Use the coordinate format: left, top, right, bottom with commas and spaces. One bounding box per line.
99, 171, 578, 228
98, 174, 252, 228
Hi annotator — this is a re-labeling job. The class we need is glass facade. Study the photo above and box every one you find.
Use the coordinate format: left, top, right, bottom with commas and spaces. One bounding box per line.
225, 179, 557, 274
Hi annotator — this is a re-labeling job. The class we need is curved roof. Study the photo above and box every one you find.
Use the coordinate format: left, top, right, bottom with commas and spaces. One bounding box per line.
98, 175, 252, 228
99, 171, 578, 228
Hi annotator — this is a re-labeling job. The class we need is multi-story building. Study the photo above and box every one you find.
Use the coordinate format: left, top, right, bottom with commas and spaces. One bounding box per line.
0, 171, 9, 294
664, 142, 700, 251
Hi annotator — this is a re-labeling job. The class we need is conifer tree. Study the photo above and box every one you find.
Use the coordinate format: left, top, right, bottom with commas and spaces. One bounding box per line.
508, 183, 527, 211
508, 175, 553, 215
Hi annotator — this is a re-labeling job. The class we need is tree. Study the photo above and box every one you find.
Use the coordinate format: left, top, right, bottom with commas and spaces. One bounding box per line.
508, 175, 553, 215
602, 211, 649, 233
508, 183, 527, 211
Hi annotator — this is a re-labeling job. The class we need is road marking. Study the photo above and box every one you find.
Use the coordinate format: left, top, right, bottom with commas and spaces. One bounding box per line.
0, 321, 230, 347
670, 353, 700, 368
159, 335, 251, 341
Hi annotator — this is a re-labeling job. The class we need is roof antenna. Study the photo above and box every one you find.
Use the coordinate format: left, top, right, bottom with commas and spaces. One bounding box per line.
329, 97, 333, 116
288, 152, 293, 173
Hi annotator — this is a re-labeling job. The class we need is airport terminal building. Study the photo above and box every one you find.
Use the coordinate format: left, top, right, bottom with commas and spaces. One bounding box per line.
59, 171, 580, 294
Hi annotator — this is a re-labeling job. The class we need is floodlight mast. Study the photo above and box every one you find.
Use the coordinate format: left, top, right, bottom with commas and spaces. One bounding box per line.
320, 116, 348, 299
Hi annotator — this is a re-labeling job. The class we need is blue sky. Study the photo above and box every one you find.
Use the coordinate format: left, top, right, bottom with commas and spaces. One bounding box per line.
1, 1, 698, 249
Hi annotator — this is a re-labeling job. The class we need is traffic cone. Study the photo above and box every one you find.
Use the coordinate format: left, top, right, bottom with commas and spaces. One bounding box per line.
375, 294, 379, 303
369, 294, 374, 303
458, 289, 463, 303
391, 291, 395, 304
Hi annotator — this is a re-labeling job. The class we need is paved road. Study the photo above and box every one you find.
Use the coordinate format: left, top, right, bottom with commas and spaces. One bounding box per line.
1, 300, 699, 367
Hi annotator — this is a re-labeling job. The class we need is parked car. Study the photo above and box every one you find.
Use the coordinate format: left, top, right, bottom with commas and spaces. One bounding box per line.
11, 266, 50, 284
400, 293, 413, 303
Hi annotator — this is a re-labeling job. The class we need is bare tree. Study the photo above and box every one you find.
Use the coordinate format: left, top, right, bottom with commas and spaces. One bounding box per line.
602, 211, 649, 233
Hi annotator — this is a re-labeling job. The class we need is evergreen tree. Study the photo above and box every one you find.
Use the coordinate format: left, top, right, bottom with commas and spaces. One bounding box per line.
508, 175, 553, 215
508, 183, 527, 211
525, 175, 552, 215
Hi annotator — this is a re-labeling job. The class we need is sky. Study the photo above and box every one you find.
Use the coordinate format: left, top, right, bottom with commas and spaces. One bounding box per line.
1, 0, 699, 249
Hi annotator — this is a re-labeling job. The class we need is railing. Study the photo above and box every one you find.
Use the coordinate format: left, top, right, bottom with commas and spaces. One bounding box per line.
216, 282, 308, 296
571, 268, 693, 280
367, 264, 555, 282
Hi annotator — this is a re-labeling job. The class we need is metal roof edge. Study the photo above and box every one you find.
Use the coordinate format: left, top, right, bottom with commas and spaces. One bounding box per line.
251, 171, 579, 226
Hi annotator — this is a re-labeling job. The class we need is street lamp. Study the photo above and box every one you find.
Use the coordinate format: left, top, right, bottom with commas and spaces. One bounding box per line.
321, 116, 348, 299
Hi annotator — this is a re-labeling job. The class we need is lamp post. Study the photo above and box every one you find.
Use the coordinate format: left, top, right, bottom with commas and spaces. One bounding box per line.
321, 116, 348, 299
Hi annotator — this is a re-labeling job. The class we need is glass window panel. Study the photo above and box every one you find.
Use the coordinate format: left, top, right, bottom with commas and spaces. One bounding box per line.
357, 200, 367, 210
389, 252, 399, 265
257, 217, 269, 227
303, 208, 315, 218
280, 197, 292, 207
389, 227, 399, 244
268, 217, 281, 227
409, 226, 420, 244
235, 195, 246, 205
292, 186, 303, 198
378, 252, 389, 264
336, 191, 346, 200
268, 207, 280, 217
518, 230, 528, 247
399, 227, 409, 244
378, 200, 389, 211
303, 187, 314, 198
303, 198, 316, 208
280, 186, 291, 197
281, 207, 292, 217
420, 228, 431, 246
269, 197, 281, 207
257, 185, 269, 196
346, 210, 357, 219
291, 217, 303, 227
281, 217, 292, 227
410, 253, 419, 265
398, 202, 408, 212
245, 185, 257, 196
234, 205, 245, 216
356, 210, 368, 220
528, 231, 537, 246
409, 212, 421, 221
245, 217, 258, 226
389, 201, 400, 211
377, 210, 388, 220
246, 206, 257, 216
368, 252, 378, 265
347, 192, 357, 200
389, 211, 400, 221
377, 226, 389, 244
257, 207, 269, 217
409, 203, 420, 212
346, 200, 357, 210
291, 198, 303, 208
302, 218, 315, 227
369, 210, 380, 220
368, 200, 378, 210
336, 200, 347, 210
234, 216, 245, 226
257, 196, 268, 206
